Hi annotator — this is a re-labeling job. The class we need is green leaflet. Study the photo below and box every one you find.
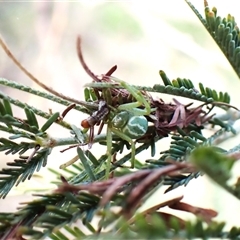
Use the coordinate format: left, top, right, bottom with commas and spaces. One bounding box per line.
190, 146, 235, 182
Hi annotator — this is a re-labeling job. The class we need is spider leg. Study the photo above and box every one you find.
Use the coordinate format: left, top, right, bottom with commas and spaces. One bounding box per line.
111, 77, 152, 115
105, 125, 113, 179
112, 128, 136, 168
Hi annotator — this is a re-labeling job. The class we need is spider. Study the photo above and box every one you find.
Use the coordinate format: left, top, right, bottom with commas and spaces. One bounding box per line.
73, 36, 156, 177
82, 76, 154, 174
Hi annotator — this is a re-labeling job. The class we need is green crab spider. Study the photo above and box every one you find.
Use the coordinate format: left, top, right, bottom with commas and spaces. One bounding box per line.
109, 110, 148, 167
84, 77, 155, 178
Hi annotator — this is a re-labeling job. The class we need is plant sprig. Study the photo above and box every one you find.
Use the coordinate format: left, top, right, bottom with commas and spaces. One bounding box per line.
0, 1, 240, 239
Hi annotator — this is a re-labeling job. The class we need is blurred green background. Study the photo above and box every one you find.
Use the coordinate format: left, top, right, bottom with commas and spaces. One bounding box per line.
0, 0, 240, 231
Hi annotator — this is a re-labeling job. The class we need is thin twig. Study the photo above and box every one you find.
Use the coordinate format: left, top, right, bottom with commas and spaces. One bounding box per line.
76, 36, 101, 82
0, 35, 88, 106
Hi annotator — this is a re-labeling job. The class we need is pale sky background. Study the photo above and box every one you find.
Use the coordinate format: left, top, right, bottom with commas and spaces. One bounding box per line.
0, 0, 240, 232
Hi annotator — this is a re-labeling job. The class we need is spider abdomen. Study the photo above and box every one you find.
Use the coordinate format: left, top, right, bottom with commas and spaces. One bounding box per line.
112, 111, 148, 139
122, 115, 148, 139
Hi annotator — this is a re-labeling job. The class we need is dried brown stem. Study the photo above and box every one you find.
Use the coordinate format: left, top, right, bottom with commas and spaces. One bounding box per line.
169, 200, 217, 223
105, 65, 117, 76
76, 36, 100, 82
124, 163, 189, 215
0, 35, 89, 106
